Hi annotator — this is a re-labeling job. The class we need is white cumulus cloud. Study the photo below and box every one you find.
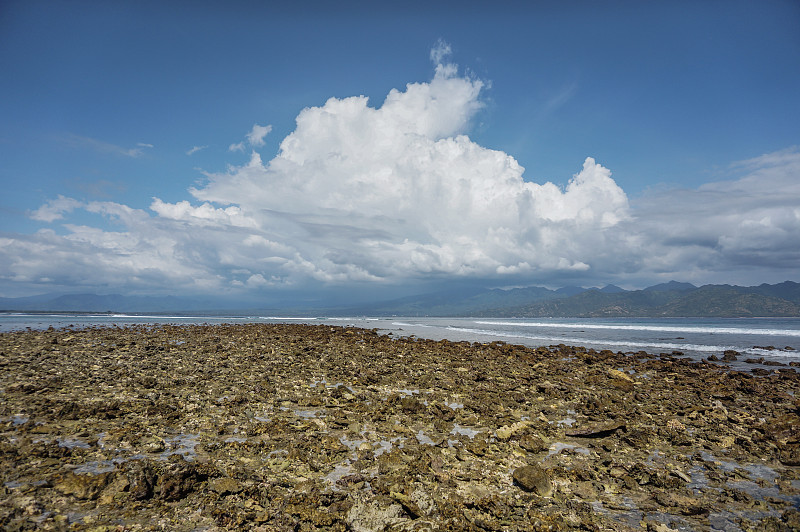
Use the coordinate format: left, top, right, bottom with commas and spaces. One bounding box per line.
29, 196, 84, 222
229, 123, 272, 152
246, 124, 272, 146
188, 59, 629, 284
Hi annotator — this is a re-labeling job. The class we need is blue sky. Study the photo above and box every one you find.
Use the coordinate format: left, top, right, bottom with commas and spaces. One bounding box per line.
1, 1, 799, 303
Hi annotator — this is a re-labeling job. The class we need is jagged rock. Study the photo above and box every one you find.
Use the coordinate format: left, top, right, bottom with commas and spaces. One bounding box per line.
652, 491, 708, 516
518, 433, 547, 452
566, 421, 625, 438
53, 471, 113, 500
125, 460, 156, 501
158, 457, 206, 501
496, 420, 532, 440
722, 350, 740, 361
208, 476, 242, 496
346, 497, 406, 532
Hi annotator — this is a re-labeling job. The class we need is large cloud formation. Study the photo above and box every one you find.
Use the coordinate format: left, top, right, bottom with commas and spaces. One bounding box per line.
3, 50, 798, 296
629, 148, 800, 282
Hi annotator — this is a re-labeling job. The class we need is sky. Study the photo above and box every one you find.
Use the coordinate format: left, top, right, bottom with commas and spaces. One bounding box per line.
1, 1, 799, 305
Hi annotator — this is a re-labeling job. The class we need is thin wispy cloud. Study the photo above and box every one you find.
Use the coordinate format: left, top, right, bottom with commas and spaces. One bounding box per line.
542, 82, 578, 114
28, 195, 83, 222
186, 145, 208, 156
64, 135, 153, 158
430, 39, 452, 65
66, 178, 127, 200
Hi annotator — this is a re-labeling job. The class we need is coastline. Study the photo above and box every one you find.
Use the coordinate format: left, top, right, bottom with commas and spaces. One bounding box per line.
2, 323, 799, 530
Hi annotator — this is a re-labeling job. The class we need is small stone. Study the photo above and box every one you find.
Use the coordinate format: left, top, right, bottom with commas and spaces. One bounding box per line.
518, 433, 547, 453
512, 464, 552, 496
496, 420, 532, 440
721, 350, 739, 361
607, 368, 634, 382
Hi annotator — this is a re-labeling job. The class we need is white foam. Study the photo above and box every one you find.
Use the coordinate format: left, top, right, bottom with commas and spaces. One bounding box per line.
474, 320, 800, 337
445, 325, 738, 353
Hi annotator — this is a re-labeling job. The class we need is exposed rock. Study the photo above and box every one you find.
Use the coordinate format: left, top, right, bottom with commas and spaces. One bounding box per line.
1, 323, 798, 530
566, 421, 626, 438
496, 419, 533, 440
346, 497, 406, 532
518, 433, 548, 453
722, 350, 740, 361
208, 476, 242, 496
607, 368, 634, 382
125, 460, 156, 501
53, 471, 113, 500
512, 464, 552, 496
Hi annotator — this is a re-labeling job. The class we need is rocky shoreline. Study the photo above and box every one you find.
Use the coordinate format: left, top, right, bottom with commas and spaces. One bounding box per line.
2, 323, 799, 531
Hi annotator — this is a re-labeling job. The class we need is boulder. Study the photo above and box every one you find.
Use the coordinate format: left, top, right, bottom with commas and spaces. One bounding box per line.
512, 464, 552, 496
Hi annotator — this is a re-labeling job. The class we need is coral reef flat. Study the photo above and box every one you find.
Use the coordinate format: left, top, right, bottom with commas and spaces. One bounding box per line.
1, 323, 800, 531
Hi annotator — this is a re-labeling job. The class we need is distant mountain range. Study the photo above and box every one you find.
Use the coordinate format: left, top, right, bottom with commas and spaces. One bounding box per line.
1, 281, 799, 317
349, 281, 800, 318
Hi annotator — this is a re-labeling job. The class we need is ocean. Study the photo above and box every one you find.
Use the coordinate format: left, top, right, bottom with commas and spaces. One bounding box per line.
2, 313, 799, 369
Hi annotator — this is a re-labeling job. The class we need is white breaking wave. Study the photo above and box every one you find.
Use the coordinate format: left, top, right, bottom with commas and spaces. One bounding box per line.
473, 320, 800, 337
445, 325, 785, 355
392, 321, 434, 328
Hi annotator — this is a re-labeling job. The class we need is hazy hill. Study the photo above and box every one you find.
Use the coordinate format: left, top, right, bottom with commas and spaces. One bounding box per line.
351, 285, 566, 316
475, 282, 800, 318
2, 281, 799, 317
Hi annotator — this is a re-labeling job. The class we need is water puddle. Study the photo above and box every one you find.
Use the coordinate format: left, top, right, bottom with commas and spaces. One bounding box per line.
726, 479, 797, 505
4, 415, 30, 426
339, 435, 367, 451
4, 479, 49, 489
373, 438, 402, 457
547, 442, 590, 457
687, 465, 712, 491
450, 424, 481, 439
742, 463, 779, 482
161, 433, 201, 461
699, 451, 780, 481
58, 437, 91, 449
280, 406, 325, 419
416, 430, 436, 446
325, 463, 354, 485
71, 457, 128, 475
644, 512, 697, 532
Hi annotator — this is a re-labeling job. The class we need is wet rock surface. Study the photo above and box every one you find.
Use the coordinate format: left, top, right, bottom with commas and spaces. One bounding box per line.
1, 323, 799, 530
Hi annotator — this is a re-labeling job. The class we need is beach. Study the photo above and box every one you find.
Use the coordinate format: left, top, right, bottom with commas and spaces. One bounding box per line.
2, 323, 799, 530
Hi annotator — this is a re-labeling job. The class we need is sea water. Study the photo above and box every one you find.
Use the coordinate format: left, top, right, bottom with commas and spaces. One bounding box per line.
372, 316, 800, 366
2, 313, 799, 367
